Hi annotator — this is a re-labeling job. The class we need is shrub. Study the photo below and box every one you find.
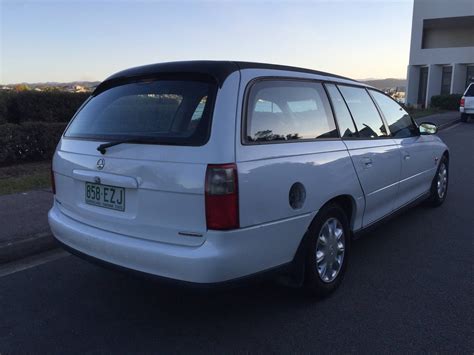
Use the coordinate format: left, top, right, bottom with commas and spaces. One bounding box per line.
0, 91, 13, 124
430, 94, 462, 111
0, 122, 67, 166
0, 91, 89, 124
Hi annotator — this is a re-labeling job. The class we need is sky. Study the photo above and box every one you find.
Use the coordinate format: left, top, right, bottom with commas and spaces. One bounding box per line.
0, 0, 414, 84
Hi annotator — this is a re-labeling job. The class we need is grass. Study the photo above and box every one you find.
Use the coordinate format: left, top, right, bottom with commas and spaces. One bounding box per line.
0, 161, 51, 195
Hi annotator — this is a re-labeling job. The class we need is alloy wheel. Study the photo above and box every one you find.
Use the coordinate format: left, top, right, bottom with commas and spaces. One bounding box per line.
437, 163, 448, 199
315, 217, 345, 283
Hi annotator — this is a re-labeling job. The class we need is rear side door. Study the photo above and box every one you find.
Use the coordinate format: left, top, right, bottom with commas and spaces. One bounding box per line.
368, 89, 437, 206
235, 75, 365, 264
327, 84, 401, 226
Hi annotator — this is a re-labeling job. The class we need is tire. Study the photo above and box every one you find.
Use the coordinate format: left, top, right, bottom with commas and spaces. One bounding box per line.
427, 155, 449, 207
461, 113, 468, 122
304, 203, 350, 298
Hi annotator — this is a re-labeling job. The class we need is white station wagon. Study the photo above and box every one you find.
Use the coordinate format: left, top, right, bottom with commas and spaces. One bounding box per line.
49, 61, 449, 297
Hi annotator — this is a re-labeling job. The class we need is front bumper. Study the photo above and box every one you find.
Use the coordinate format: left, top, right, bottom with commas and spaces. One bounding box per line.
48, 203, 311, 283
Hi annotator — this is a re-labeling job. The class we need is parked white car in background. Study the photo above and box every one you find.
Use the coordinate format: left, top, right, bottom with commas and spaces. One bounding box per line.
48, 61, 449, 297
460, 83, 474, 122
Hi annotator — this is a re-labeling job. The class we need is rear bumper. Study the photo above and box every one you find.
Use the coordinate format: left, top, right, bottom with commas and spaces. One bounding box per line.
460, 107, 474, 114
48, 203, 311, 283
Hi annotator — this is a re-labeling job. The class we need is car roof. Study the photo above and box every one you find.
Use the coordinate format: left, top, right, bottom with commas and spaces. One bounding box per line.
94, 60, 359, 94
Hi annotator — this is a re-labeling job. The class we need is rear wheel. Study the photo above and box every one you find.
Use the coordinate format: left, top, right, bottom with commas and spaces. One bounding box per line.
304, 203, 350, 298
428, 156, 449, 207
461, 113, 468, 122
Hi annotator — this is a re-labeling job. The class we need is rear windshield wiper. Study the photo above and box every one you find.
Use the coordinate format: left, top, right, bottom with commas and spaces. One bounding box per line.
97, 138, 156, 154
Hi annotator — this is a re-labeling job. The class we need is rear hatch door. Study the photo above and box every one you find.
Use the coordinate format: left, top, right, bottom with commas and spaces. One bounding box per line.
53, 77, 217, 247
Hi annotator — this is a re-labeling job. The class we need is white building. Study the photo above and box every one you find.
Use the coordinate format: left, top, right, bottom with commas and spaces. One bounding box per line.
406, 0, 474, 107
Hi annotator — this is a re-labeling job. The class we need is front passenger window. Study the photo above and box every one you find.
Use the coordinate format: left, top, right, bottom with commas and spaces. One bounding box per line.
338, 85, 388, 138
369, 90, 418, 138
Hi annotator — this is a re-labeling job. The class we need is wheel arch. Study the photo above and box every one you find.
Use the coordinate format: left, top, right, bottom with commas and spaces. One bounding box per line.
442, 149, 449, 161
285, 194, 358, 287
325, 194, 357, 231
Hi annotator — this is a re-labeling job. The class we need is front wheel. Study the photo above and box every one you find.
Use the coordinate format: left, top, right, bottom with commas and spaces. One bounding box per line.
304, 203, 350, 298
428, 156, 449, 207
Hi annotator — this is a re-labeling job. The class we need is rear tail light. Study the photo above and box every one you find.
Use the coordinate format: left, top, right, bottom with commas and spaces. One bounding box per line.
51, 164, 56, 195
205, 163, 239, 230
460, 97, 465, 107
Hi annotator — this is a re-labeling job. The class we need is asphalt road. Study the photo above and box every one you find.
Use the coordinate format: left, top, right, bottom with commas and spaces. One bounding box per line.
1, 122, 473, 353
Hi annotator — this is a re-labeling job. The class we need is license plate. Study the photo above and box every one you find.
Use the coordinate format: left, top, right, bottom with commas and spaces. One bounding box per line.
85, 182, 125, 211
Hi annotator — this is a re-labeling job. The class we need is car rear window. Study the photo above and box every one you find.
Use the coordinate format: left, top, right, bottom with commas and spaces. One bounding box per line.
465, 84, 474, 96
65, 79, 217, 146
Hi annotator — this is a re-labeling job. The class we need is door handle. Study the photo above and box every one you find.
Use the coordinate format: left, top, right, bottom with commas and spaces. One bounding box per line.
361, 157, 373, 168
403, 153, 411, 160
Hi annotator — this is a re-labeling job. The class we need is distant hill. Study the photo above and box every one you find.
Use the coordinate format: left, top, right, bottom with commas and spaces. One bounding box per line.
3, 81, 100, 88
360, 78, 406, 92
1, 81, 101, 93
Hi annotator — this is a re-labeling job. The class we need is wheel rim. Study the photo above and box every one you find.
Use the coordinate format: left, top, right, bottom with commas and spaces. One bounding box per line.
436, 163, 448, 199
315, 217, 345, 283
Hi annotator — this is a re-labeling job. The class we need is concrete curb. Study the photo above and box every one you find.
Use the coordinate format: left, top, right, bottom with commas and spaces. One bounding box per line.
0, 232, 58, 265
438, 118, 462, 131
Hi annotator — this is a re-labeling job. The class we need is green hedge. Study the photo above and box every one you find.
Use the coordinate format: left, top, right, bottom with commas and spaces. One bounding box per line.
0, 122, 67, 166
0, 91, 89, 124
430, 94, 462, 111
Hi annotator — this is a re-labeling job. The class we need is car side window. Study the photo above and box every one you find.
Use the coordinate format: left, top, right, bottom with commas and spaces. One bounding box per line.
325, 84, 357, 138
245, 80, 338, 143
369, 90, 418, 138
338, 85, 388, 138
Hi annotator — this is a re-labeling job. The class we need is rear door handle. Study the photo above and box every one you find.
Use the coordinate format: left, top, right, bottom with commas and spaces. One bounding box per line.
361, 157, 373, 168
72, 169, 139, 188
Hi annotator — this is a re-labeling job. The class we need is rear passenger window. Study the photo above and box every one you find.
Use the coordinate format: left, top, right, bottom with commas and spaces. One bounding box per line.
325, 84, 357, 138
245, 80, 337, 143
338, 85, 388, 138
369, 90, 418, 138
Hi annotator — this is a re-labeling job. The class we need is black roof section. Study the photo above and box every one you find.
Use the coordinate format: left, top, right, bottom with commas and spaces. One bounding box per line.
94, 60, 356, 94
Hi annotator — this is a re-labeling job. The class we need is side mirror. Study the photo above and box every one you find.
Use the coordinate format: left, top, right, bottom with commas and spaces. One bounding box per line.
419, 122, 438, 135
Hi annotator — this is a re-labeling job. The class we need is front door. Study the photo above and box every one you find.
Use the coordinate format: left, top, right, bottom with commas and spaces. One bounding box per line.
336, 85, 402, 226
368, 89, 436, 208
344, 140, 402, 226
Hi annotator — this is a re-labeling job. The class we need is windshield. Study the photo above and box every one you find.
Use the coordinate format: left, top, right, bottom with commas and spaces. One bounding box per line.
65, 79, 217, 146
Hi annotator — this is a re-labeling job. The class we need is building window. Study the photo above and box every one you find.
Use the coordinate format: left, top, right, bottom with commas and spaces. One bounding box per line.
441, 66, 452, 95
418, 67, 429, 107
422, 16, 474, 49
466, 66, 474, 90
